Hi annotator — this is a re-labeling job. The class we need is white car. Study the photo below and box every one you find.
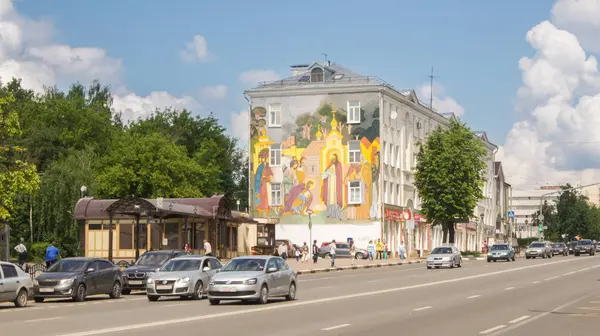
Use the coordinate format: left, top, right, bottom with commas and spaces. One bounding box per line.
0, 261, 34, 307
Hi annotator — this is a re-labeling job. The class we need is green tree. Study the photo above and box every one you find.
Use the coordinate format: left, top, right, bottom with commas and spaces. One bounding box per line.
414, 119, 487, 244
532, 201, 559, 241
0, 93, 40, 220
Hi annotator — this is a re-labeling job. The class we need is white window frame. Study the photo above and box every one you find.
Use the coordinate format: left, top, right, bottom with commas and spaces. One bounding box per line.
348, 180, 362, 205
269, 143, 281, 166
348, 140, 361, 163
268, 104, 281, 127
270, 183, 282, 206
347, 100, 361, 124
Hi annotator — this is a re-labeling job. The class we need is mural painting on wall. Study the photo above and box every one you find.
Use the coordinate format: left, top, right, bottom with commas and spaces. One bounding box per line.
250, 98, 381, 224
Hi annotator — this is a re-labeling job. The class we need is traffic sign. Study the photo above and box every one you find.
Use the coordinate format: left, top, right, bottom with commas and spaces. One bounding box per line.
507, 210, 515, 219
537, 214, 544, 221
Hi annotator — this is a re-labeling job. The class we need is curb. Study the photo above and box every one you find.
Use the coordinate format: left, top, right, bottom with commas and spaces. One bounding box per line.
296, 257, 485, 275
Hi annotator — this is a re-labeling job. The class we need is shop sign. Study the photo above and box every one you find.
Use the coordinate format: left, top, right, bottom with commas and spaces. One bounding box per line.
414, 213, 426, 222
403, 209, 412, 221
384, 209, 401, 221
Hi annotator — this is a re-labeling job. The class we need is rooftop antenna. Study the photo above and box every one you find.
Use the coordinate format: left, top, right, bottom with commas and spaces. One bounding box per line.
428, 66, 438, 109
322, 53, 328, 63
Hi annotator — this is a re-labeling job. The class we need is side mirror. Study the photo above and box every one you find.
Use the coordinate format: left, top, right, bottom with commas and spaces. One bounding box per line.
267, 267, 278, 273
86, 268, 95, 273
202, 267, 210, 272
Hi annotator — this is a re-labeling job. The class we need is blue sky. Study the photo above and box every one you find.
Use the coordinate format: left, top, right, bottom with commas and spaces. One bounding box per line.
16, 0, 556, 144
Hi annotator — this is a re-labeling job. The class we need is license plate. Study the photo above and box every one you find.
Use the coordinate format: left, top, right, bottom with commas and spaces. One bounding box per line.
217, 286, 237, 292
129, 280, 143, 285
156, 285, 172, 290
39, 287, 54, 293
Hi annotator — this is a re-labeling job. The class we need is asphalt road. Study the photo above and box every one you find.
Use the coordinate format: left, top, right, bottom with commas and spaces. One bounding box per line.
1, 255, 599, 335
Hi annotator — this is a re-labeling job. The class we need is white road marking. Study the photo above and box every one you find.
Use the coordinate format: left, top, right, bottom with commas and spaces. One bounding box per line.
413, 306, 432, 311
467, 295, 481, 299
505, 287, 514, 291
532, 281, 539, 284
300, 265, 424, 282
321, 324, 350, 331
564, 271, 575, 276
159, 302, 198, 308
53, 257, 589, 336
480, 325, 506, 334
544, 276, 558, 281
316, 286, 333, 289
508, 315, 530, 324
24, 316, 64, 323
366, 280, 379, 283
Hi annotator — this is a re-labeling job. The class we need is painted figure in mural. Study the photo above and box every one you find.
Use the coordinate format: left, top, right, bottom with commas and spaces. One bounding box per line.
370, 151, 380, 220
356, 155, 372, 219
321, 153, 344, 220
344, 163, 361, 220
282, 180, 315, 215
282, 159, 299, 198
254, 149, 273, 214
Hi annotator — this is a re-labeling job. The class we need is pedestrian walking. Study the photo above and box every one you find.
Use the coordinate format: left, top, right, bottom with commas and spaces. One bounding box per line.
278, 241, 288, 259
295, 247, 300, 262
183, 243, 192, 254
203, 239, 213, 256
44, 241, 61, 269
367, 240, 375, 261
376, 239, 384, 259
14, 238, 27, 268
398, 240, 406, 260
383, 241, 389, 259
301, 242, 309, 263
329, 240, 337, 267
312, 240, 319, 263
349, 240, 356, 265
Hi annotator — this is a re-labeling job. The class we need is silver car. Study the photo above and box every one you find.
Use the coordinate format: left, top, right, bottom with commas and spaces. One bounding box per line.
426, 246, 462, 269
525, 241, 552, 259
0, 261, 34, 308
208, 256, 297, 305
146, 256, 222, 301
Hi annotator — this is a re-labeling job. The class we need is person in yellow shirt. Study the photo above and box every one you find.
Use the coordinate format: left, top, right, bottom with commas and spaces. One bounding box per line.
376, 239, 384, 260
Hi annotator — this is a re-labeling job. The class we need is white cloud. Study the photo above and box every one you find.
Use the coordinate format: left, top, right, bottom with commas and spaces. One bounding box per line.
238, 69, 280, 86
180, 35, 209, 62
231, 110, 249, 145
0, 0, 201, 122
500, 10, 600, 189
552, 0, 600, 53
200, 84, 228, 100
416, 83, 465, 117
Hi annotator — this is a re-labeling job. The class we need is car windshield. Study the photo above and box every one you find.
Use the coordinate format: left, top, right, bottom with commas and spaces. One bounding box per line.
135, 253, 170, 266
47, 259, 87, 273
221, 258, 266, 272
431, 247, 452, 254
552, 244, 563, 248
491, 245, 508, 250
578, 240, 592, 245
160, 259, 202, 272
530, 243, 545, 248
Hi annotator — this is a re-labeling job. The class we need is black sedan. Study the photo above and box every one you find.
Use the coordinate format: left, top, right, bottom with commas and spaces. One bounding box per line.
551, 243, 568, 256
34, 258, 123, 302
122, 250, 190, 294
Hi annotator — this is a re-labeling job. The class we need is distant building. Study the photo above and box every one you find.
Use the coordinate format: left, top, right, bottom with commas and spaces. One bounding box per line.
510, 187, 561, 239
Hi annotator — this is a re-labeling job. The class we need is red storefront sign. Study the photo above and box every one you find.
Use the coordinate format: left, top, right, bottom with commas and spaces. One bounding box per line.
384, 209, 401, 221
403, 209, 412, 220
414, 213, 427, 222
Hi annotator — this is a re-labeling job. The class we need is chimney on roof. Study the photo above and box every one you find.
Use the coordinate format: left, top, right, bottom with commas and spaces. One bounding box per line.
290, 64, 310, 77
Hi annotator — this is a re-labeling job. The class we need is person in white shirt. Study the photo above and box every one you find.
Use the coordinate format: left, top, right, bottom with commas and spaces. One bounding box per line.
14, 238, 27, 267
329, 240, 337, 267
203, 239, 212, 256
278, 242, 288, 259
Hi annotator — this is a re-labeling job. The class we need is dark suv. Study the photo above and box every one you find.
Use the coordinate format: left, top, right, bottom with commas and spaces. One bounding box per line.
574, 239, 596, 256
122, 250, 189, 294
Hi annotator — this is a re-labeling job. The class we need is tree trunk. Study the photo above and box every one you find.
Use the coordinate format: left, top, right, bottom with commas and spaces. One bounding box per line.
448, 222, 456, 245
442, 226, 448, 244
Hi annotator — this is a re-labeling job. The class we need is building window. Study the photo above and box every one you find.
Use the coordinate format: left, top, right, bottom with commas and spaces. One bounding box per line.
383, 142, 388, 165
270, 183, 282, 206
348, 140, 361, 163
348, 181, 362, 204
268, 104, 281, 127
347, 100, 361, 123
384, 182, 388, 204
395, 145, 400, 167
269, 143, 281, 166
396, 184, 400, 205
119, 223, 133, 249
310, 68, 324, 82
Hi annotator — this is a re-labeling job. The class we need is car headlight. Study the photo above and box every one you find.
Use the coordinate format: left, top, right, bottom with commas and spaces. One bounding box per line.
442, 257, 450, 261
487, 253, 492, 256
33, 279, 39, 286
176, 277, 190, 284
245, 278, 258, 285
60, 278, 74, 286
147, 278, 154, 284
146, 272, 155, 277
209, 281, 215, 286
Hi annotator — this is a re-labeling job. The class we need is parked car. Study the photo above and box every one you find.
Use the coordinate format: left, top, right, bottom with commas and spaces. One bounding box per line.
0, 261, 34, 307
208, 256, 297, 305
574, 239, 596, 256
568, 241, 578, 255
487, 243, 516, 262
426, 246, 462, 269
551, 242, 568, 256
525, 242, 552, 259
34, 258, 123, 302
122, 250, 190, 294
146, 255, 222, 301
317, 242, 369, 259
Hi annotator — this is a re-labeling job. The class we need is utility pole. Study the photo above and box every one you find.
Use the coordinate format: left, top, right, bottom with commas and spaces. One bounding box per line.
428, 66, 438, 109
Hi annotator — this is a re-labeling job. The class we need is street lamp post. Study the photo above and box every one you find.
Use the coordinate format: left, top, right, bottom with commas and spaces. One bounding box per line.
307, 210, 314, 259
525, 219, 529, 239
476, 213, 484, 252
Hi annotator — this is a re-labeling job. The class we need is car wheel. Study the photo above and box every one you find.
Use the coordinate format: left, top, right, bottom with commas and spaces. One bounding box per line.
355, 252, 364, 259
457, 258, 462, 267
450, 260, 455, 268
147, 295, 159, 302
34, 297, 44, 303
258, 285, 269, 304
285, 282, 296, 301
121, 289, 131, 295
512, 256, 516, 261
109, 281, 122, 299
575, 253, 580, 256
14, 289, 28, 308
427, 266, 432, 269
526, 256, 530, 259
487, 259, 491, 263
73, 284, 87, 302
209, 298, 220, 305
191, 281, 204, 300
493, 260, 497, 262
542, 254, 547, 259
